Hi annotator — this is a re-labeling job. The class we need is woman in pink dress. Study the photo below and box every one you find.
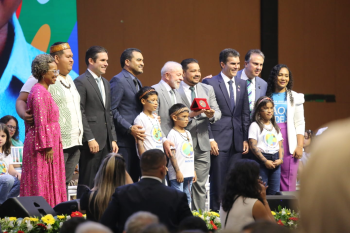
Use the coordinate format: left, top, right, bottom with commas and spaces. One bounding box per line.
20, 54, 66, 206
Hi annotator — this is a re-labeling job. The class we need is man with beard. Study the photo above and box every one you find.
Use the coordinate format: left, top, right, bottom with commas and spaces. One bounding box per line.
178, 58, 221, 211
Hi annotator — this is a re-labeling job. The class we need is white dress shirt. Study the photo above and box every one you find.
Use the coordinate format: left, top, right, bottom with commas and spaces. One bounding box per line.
240, 68, 256, 107
221, 72, 236, 105
181, 81, 197, 104
88, 69, 105, 106
161, 79, 177, 104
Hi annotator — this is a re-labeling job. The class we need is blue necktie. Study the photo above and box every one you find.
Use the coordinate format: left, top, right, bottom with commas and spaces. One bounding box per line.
228, 80, 235, 111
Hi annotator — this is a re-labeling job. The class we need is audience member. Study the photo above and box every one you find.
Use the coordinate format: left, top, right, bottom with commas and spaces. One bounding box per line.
266, 64, 305, 191
220, 160, 275, 232
297, 129, 314, 182
80, 153, 133, 221
134, 86, 172, 157
178, 216, 209, 233
74, 46, 118, 198
152, 61, 183, 137
124, 211, 159, 233
167, 104, 196, 204
202, 48, 250, 210
178, 58, 221, 210
0, 123, 21, 204
249, 97, 284, 195
299, 118, 350, 233
242, 220, 291, 233
59, 217, 86, 233
141, 223, 169, 233
76, 221, 112, 233
110, 48, 145, 182
100, 149, 192, 232
0, 115, 23, 168
16, 42, 83, 198
20, 54, 66, 207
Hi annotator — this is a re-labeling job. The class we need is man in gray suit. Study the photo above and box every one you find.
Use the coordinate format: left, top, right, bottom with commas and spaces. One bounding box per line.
74, 46, 118, 197
236, 49, 267, 160
178, 58, 221, 211
152, 61, 183, 137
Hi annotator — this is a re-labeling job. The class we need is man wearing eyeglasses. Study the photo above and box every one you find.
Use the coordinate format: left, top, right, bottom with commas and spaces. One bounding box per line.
16, 42, 83, 199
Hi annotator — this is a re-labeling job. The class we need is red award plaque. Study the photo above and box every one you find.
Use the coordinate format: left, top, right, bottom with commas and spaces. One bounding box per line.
190, 98, 210, 111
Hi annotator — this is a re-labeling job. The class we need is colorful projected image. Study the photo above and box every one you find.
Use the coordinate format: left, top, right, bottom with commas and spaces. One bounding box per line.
0, 0, 78, 141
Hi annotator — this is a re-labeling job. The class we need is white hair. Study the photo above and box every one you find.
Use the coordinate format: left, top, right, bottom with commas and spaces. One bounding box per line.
160, 61, 182, 77
75, 222, 112, 233
124, 211, 159, 233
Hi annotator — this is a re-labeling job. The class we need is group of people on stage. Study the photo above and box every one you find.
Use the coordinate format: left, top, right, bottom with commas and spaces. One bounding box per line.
0, 42, 306, 215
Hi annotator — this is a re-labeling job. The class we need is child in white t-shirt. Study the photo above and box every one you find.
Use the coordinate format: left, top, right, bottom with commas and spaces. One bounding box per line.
248, 96, 283, 195
134, 87, 167, 158
0, 124, 21, 204
167, 103, 196, 204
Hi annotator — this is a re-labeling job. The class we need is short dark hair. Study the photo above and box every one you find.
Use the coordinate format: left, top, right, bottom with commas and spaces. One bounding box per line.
85, 46, 108, 66
244, 49, 265, 62
219, 48, 240, 65
136, 86, 158, 103
0, 115, 19, 141
242, 220, 291, 233
179, 216, 209, 233
181, 58, 198, 72
120, 48, 142, 69
141, 223, 169, 233
168, 103, 189, 125
59, 217, 86, 233
50, 42, 66, 58
140, 149, 166, 173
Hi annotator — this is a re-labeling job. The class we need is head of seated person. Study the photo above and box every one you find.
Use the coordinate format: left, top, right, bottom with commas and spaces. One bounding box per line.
76, 221, 112, 233
140, 149, 167, 180
140, 223, 169, 233
59, 217, 86, 233
242, 220, 291, 233
0, 115, 21, 144
178, 216, 209, 233
124, 211, 159, 233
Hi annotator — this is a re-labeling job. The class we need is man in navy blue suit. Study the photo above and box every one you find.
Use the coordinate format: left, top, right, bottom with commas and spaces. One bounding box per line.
202, 48, 250, 210
110, 48, 145, 182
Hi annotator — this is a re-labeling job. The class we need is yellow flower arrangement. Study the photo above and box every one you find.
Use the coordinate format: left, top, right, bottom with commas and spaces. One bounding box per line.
210, 212, 220, 217
30, 217, 39, 222
9, 217, 17, 221
41, 214, 55, 225
57, 215, 65, 220
271, 211, 276, 216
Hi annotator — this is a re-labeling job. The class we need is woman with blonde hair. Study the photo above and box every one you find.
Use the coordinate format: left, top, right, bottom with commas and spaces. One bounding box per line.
80, 153, 133, 221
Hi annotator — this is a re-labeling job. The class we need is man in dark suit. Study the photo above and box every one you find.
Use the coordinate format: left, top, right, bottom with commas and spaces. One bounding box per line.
202, 48, 250, 211
110, 48, 145, 182
100, 149, 192, 233
74, 46, 118, 197
178, 58, 221, 211
236, 49, 267, 160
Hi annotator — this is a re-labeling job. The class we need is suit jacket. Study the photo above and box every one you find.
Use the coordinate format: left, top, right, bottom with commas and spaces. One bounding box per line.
202, 73, 250, 152
100, 178, 193, 233
178, 82, 221, 151
74, 70, 117, 150
236, 69, 267, 102
110, 69, 143, 147
152, 81, 182, 136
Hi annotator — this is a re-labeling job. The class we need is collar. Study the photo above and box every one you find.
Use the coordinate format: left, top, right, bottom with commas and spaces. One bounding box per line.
88, 69, 101, 80
0, 14, 44, 93
241, 69, 255, 84
141, 176, 162, 183
160, 79, 173, 92
181, 81, 196, 91
221, 72, 235, 84
123, 69, 136, 80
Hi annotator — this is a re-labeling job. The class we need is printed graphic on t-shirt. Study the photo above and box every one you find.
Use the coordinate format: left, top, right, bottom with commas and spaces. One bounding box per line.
0, 161, 7, 175
181, 141, 194, 159
151, 126, 162, 143
264, 132, 278, 148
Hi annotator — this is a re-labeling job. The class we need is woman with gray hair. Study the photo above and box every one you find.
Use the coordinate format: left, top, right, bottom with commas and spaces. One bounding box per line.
20, 54, 67, 206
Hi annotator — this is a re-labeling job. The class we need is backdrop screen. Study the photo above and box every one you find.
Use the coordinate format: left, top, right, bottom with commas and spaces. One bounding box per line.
0, 0, 78, 141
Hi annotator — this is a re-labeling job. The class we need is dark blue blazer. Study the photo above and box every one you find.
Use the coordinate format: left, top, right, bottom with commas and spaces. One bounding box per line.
202, 73, 250, 152
110, 69, 142, 147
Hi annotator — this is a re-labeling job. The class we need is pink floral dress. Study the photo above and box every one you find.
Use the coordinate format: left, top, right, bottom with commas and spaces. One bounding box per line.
20, 83, 66, 207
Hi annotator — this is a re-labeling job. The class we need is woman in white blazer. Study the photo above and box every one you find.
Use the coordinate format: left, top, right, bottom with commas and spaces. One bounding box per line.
266, 64, 305, 191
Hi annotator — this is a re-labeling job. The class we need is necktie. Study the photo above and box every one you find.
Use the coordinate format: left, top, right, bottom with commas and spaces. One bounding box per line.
247, 79, 254, 113
169, 90, 175, 105
228, 80, 235, 111
133, 78, 140, 91
189, 86, 196, 102
96, 78, 104, 104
